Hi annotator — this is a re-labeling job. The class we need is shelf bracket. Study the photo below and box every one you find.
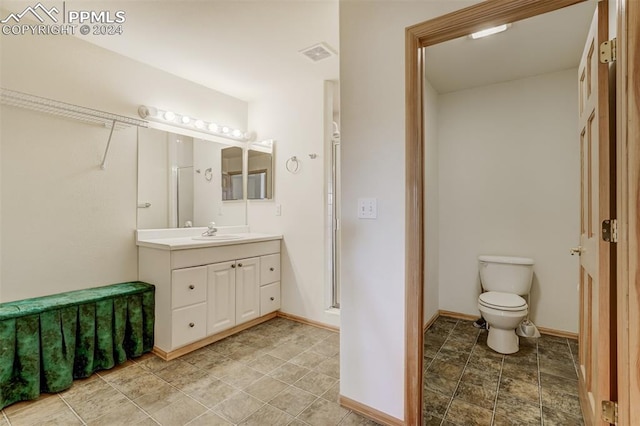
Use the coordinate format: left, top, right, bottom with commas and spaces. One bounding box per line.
100, 120, 117, 170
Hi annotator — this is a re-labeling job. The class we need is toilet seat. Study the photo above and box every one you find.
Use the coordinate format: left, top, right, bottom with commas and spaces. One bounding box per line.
479, 291, 527, 311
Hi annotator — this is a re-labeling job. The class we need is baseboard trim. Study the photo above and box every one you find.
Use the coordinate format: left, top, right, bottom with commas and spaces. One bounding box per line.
423, 311, 439, 332
537, 326, 578, 340
339, 395, 403, 426
277, 311, 340, 332
437, 310, 578, 340
438, 310, 478, 321
153, 312, 278, 361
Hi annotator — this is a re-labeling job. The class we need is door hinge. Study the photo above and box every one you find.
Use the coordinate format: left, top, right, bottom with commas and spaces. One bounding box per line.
602, 219, 618, 243
600, 38, 617, 63
602, 400, 618, 424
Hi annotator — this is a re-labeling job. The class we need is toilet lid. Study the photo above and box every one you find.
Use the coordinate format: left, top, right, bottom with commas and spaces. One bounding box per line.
479, 291, 527, 311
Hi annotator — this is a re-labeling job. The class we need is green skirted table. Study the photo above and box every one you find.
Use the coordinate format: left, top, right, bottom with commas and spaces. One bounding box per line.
0, 281, 155, 410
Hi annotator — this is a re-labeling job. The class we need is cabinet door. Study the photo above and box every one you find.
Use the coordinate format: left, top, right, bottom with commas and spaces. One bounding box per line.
235, 257, 260, 325
207, 261, 236, 335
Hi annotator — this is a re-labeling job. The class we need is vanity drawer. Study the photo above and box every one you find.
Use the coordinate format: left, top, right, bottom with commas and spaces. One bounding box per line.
171, 303, 207, 349
260, 254, 281, 285
260, 282, 281, 315
172, 266, 207, 308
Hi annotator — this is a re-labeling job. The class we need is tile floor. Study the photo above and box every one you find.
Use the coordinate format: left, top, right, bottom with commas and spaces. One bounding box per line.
423, 316, 584, 426
0, 317, 379, 426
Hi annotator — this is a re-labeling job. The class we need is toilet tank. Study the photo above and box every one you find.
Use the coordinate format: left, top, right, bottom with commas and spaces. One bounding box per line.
478, 255, 534, 295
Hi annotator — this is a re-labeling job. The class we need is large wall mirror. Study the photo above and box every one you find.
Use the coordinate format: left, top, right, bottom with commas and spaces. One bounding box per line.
137, 128, 274, 229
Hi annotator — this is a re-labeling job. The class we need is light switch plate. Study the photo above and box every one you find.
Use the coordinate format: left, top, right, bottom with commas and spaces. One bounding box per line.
276, 204, 282, 216
357, 198, 377, 219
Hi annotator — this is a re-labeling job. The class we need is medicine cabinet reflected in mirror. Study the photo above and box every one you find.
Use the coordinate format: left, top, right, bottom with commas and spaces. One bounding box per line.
221, 147, 244, 201
137, 128, 275, 229
247, 141, 274, 200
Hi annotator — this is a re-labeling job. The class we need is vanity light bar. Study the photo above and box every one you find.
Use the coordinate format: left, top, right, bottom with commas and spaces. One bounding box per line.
138, 105, 252, 142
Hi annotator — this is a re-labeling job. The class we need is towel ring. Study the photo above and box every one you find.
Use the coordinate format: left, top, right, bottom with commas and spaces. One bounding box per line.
286, 156, 300, 173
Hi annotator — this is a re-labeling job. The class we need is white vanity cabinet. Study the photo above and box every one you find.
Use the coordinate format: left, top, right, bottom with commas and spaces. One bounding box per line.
137, 236, 281, 360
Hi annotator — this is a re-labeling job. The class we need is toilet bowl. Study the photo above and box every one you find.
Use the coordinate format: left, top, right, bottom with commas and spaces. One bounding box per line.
477, 255, 534, 354
478, 291, 528, 354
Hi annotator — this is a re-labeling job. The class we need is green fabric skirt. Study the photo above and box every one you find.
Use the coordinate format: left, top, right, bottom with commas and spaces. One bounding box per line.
0, 282, 154, 409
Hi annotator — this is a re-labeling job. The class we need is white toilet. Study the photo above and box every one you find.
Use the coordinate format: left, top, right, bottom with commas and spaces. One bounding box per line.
477, 255, 534, 354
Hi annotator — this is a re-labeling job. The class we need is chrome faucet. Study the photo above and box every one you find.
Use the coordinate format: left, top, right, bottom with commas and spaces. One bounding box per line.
202, 222, 218, 236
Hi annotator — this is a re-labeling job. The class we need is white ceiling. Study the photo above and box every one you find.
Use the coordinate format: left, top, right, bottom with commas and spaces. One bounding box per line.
425, 1, 598, 93
1, 1, 598, 100
74, 1, 341, 102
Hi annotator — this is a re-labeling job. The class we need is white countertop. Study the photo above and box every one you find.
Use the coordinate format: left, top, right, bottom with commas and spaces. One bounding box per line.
136, 228, 282, 251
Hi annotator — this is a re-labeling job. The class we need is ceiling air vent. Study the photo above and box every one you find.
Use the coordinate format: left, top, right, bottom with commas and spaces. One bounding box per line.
299, 42, 336, 63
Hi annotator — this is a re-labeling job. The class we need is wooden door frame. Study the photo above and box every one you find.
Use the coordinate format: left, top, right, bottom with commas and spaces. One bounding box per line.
614, 1, 639, 424
403, 0, 639, 423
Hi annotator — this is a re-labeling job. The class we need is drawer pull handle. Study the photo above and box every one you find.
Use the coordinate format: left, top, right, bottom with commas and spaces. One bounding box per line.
189, 322, 195, 328
270, 297, 275, 301
238, 263, 243, 267
231, 264, 236, 268
189, 284, 195, 290
269, 267, 275, 272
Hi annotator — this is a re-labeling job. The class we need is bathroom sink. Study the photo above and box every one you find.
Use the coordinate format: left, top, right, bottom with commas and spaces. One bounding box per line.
192, 234, 244, 241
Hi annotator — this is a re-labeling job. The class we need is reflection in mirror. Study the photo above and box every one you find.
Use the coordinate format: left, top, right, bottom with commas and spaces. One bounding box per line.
137, 128, 247, 229
221, 147, 244, 201
248, 142, 274, 200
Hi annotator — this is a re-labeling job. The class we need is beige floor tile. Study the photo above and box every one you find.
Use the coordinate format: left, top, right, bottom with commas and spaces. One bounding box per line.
290, 351, 328, 369
268, 341, 308, 361
5, 395, 67, 423
151, 394, 207, 426
249, 354, 286, 374
135, 354, 177, 373
294, 371, 338, 396
218, 364, 264, 389
309, 341, 339, 357
268, 362, 310, 384
238, 404, 293, 426
213, 392, 263, 424
244, 376, 288, 402
314, 355, 340, 379
86, 400, 149, 425
269, 386, 317, 417
133, 382, 184, 414
181, 375, 239, 408
154, 361, 206, 387
2, 392, 61, 416
58, 375, 110, 403
185, 411, 232, 425
339, 411, 382, 425
65, 387, 130, 422
8, 398, 81, 426
297, 398, 349, 426
107, 367, 169, 400
320, 381, 341, 404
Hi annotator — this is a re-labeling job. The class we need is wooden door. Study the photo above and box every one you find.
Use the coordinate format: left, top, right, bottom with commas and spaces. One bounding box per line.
235, 257, 260, 325
207, 261, 236, 334
577, 1, 615, 424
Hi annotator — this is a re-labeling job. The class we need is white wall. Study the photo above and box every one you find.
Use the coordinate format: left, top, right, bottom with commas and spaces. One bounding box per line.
247, 80, 339, 329
437, 69, 581, 333
339, 1, 475, 420
0, 32, 247, 301
424, 78, 440, 325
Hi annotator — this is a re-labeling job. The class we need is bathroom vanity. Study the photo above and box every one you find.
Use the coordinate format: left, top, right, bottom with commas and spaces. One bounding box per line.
137, 229, 282, 360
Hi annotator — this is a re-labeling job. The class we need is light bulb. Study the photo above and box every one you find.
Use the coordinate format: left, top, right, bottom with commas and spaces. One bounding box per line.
163, 111, 176, 121
232, 129, 243, 138
194, 120, 205, 129
208, 123, 219, 132
181, 115, 191, 124
222, 126, 230, 133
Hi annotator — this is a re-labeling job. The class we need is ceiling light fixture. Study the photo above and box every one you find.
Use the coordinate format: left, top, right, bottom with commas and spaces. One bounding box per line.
470, 24, 510, 40
138, 105, 252, 142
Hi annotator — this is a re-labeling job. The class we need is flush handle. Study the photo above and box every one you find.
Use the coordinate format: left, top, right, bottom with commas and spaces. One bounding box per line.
570, 246, 583, 256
